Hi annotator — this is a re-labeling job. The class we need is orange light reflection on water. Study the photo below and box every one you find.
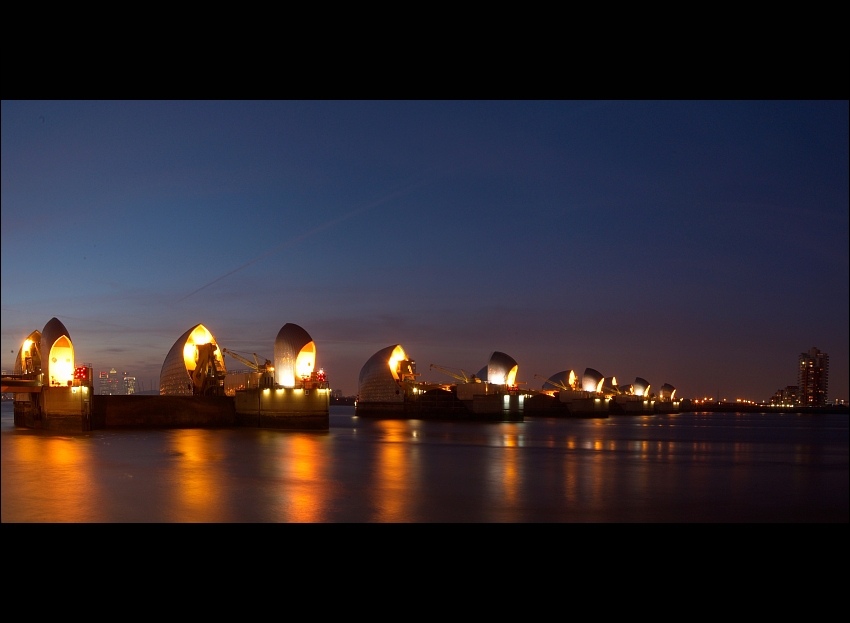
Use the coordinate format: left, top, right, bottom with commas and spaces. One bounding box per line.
283, 434, 327, 522
372, 420, 414, 521
6, 434, 97, 522
167, 429, 228, 522
502, 425, 520, 506
483, 423, 522, 521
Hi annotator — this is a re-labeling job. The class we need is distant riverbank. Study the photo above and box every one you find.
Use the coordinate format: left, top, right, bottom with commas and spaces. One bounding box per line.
679, 400, 848, 415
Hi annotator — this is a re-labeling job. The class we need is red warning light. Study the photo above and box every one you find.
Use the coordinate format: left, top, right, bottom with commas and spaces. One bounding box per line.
74, 366, 89, 380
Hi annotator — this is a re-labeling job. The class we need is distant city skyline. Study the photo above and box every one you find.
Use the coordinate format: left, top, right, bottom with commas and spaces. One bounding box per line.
96, 367, 146, 395
2, 101, 847, 399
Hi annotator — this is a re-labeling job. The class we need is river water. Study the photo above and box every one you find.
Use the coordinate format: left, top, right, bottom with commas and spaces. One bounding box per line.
1, 402, 846, 522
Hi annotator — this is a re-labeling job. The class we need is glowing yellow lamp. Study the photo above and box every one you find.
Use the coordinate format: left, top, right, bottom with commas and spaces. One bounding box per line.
388, 345, 407, 380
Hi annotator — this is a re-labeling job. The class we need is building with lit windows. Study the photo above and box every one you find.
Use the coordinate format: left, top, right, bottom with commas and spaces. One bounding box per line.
798, 347, 828, 406
98, 368, 125, 395
770, 385, 799, 406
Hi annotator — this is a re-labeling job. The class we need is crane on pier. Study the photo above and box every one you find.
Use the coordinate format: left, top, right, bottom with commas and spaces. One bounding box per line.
192, 342, 226, 396
221, 348, 273, 373
430, 364, 482, 383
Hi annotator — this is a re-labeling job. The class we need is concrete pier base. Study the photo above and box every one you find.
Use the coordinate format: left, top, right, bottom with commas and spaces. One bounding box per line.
233, 387, 329, 430
609, 396, 655, 415
14, 386, 93, 431
13, 389, 328, 432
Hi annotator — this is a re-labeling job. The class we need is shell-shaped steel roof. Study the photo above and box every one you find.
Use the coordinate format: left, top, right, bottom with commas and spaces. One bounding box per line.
41, 317, 70, 352
481, 351, 518, 385
358, 344, 407, 403
542, 370, 576, 390
274, 323, 315, 387
41, 318, 74, 384
160, 323, 226, 395
659, 383, 676, 399
14, 329, 42, 376
633, 377, 651, 396
582, 368, 604, 392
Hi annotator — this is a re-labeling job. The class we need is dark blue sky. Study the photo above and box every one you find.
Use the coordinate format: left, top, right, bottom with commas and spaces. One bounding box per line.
2, 100, 847, 400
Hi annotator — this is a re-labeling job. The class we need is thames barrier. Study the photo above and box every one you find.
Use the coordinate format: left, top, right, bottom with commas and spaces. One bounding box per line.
4, 318, 330, 432
1, 317, 697, 433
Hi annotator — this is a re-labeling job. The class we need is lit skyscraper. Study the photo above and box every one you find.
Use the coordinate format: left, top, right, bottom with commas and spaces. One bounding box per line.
98, 367, 124, 395
798, 347, 829, 406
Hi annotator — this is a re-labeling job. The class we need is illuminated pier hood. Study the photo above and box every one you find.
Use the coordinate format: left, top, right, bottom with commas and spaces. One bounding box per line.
41, 318, 75, 387
14, 329, 43, 377
274, 323, 316, 388
633, 377, 651, 397
475, 351, 519, 386
541, 370, 577, 391
160, 323, 227, 396
358, 344, 414, 403
659, 383, 676, 400
581, 368, 605, 393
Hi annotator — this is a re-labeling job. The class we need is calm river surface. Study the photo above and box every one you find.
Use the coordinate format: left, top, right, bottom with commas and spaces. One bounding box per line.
2, 402, 847, 522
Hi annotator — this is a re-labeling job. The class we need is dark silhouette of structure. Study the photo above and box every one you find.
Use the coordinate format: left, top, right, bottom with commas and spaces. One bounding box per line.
798, 347, 829, 406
